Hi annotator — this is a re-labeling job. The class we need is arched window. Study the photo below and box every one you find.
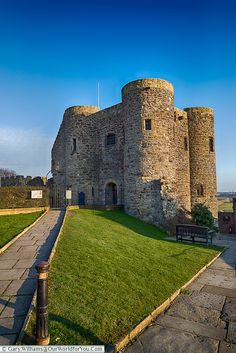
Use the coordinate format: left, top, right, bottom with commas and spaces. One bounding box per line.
106, 134, 116, 145
197, 184, 204, 196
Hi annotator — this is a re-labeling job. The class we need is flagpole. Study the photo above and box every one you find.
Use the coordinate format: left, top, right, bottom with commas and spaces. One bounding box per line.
97, 82, 100, 108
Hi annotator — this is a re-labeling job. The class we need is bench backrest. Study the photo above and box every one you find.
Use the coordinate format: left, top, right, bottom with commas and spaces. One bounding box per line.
176, 224, 208, 236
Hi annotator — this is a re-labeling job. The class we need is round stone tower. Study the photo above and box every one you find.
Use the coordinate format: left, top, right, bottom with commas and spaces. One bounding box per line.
122, 78, 178, 227
62, 105, 100, 205
184, 107, 217, 218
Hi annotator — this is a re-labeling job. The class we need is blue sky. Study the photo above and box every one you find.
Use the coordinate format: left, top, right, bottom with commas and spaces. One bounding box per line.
0, 0, 235, 190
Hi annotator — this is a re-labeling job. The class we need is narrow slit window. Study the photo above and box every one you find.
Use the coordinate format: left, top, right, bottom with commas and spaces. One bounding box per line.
197, 184, 204, 196
72, 138, 76, 152
209, 137, 214, 152
106, 134, 116, 145
184, 137, 188, 151
145, 119, 152, 130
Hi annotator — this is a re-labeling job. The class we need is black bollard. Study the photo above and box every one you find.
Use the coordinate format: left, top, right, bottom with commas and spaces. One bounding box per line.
35, 261, 50, 345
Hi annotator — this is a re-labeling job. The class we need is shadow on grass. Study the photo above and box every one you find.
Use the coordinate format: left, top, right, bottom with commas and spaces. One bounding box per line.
23, 313, 114, 352
95, 209, 167, 240
94, 209, 221, 252
49, 313, 105, 345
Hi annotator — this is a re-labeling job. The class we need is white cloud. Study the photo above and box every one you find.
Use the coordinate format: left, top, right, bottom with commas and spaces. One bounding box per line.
0, 127, 53, 177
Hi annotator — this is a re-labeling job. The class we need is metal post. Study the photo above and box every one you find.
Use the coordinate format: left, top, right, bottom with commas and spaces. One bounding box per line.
35, 261, 50, 345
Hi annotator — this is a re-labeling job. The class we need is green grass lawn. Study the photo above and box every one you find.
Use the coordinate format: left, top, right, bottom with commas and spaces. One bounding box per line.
25, 209, 221, 346
218, 201, 233, 212
0, 211, 44, 248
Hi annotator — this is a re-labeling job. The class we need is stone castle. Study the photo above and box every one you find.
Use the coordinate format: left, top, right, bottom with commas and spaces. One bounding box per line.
51, 78, 217, 229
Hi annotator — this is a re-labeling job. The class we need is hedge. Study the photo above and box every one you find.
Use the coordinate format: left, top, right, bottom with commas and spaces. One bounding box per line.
0, 186, 49, 209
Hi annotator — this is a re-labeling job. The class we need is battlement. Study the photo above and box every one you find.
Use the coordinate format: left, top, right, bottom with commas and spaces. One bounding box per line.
184, 107, 214, 114
174, 107, 187, 118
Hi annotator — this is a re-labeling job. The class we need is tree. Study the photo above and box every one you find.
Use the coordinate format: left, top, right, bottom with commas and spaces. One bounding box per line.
191, 203, 217, 230
0, 168, 16, 177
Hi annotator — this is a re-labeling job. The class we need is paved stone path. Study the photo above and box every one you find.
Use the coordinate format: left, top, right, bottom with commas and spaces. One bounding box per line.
0, 209, 65, 344
125, 235, 236, 353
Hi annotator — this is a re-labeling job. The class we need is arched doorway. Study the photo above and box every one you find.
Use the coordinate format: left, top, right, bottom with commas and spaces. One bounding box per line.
105, 183, 117, 205
78, 192, 85, 205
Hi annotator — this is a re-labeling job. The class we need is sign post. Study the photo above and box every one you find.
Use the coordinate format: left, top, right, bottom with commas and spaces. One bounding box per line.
66, 190, 72, 206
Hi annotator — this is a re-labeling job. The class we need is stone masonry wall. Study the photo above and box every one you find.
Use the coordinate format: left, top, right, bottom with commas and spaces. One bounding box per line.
122, 79, 178, 228
185, 107, 217, 218
174, 108, 191, 212
52, 104, 124, 206
51, 77, 217, 229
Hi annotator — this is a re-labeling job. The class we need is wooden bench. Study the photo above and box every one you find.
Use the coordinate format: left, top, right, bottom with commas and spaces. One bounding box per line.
176, 224, 215, 245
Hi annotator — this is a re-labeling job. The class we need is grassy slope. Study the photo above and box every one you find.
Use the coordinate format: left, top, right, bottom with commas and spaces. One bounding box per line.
0, 211, 43, 248
26, 209, 220, 345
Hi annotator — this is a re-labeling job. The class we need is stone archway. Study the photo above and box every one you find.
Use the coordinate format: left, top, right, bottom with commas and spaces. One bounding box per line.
105, 182, 117, 205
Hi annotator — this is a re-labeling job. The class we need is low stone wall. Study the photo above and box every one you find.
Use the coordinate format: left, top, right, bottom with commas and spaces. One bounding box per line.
0, 186, 49, 209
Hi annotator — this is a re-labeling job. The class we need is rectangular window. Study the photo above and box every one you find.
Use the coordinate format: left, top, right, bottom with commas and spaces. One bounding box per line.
106, 134, 116, 145
145, 119, 152, 130
209, 137, 214, 152
184, 137, 188, 151
72, 138, 77, 152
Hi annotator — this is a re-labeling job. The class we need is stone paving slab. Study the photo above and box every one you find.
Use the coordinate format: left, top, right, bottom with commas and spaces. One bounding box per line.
227, 323, 236, 344
156, 314, 226, 340
196, 273, 236, 290
187, 281, 205, 292
17, 250, 37, 258
0, 317, 25, 334
3, 279, 36, 296
21, 268, 37, 279
218, 341, 236, 353
126, 324, 219, 353
0, 260, 18, 270
0, 269, 25, 281
0, 334, 17, 344
207, 269, 236, 277
15, 240, 37, 246
0, 281, 11, 296
7, 244, 21, 252
18, 245, 39, 253
211, 259, 235, 270
13, 259, 39, 269
0, 296, 32, 318
221, 298, 236, 322
165, 293, 225, 328
202, 285, 236, 298
0, 210, 64, 343
0, 298, 9, 314
0, 252, 35, 261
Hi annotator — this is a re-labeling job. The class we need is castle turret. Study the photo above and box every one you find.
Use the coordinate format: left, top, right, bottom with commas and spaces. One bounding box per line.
122, 78, 178, 227
174, 108, 191, 212
184, 107, 217, 218
52, 105, 100, 207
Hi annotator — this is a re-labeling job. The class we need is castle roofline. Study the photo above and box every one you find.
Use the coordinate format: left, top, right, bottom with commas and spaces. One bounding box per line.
184, 107, 214, 113
122, 78, 174, 96
64, 105, 100, 115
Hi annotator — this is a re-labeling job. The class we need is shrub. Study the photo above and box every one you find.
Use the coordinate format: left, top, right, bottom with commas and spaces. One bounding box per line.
191, 203, 217, 231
